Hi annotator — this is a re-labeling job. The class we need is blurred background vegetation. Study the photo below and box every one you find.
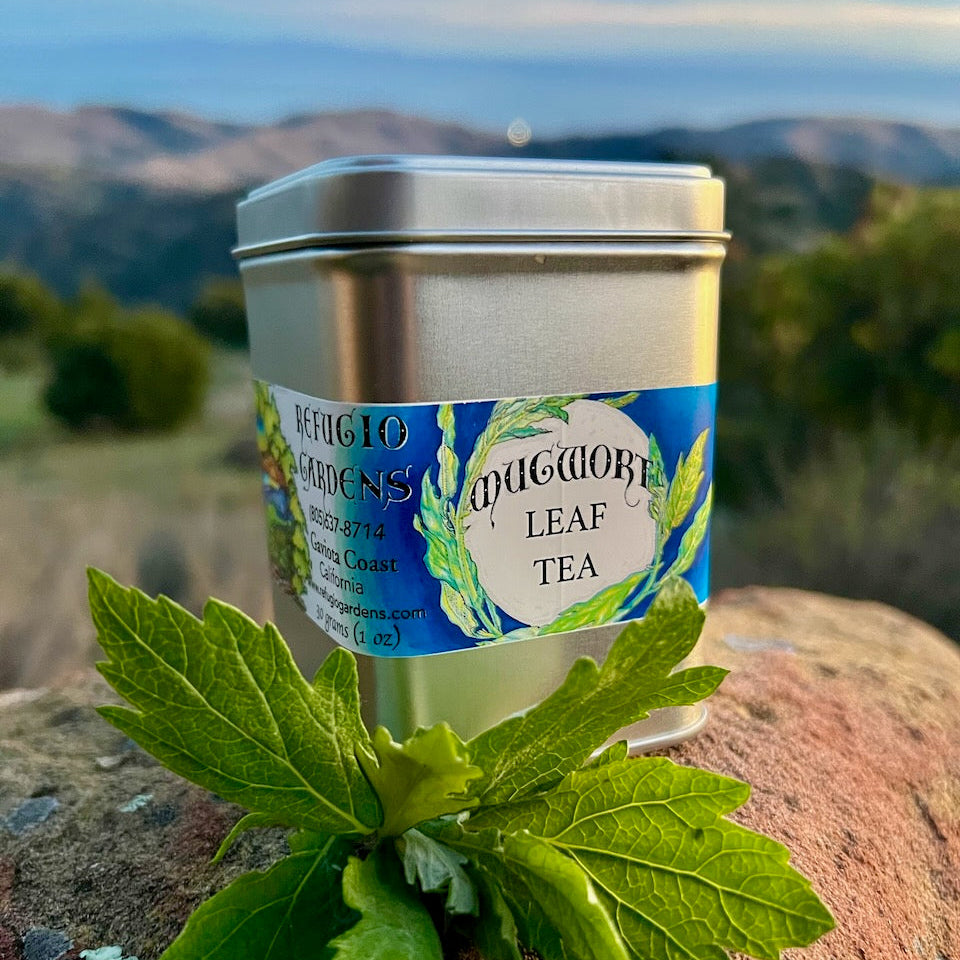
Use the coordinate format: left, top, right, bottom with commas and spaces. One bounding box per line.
1, 121, 959, 688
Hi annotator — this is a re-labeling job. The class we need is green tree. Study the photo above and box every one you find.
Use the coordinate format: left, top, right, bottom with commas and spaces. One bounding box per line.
717, 185, 960, 503
759, 187, 960, 434
44, 295, 210, 432
0, 268, 64, 337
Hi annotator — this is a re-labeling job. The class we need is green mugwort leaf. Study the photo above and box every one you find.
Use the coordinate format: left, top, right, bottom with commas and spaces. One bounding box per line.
397, 827, 478, 915
470, 758, 835, 960
414, 475, 456, 587
467, 579, 725, 804
440, 581, 482, 637
430, 823, 630, 960
665, 427, 709, 530
329, 846, 443, 960
160, 831, 357, 960
587, 740, 629, 768
536, 567, 649, 635
88, 568, 381, 837
436, 404, 459, 503
602, 391, 640, 409
358, 723, 482, 836
647, 432, 668, 524
501, 424, 552, 440
472, 869, 523, 960
666, 483, 713, 580
211, 812, 288, 865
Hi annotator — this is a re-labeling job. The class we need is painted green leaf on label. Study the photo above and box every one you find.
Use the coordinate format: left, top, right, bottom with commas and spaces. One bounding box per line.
160, 831, 356, 960
358, 723, 482, 836
397, 827, 478, 915
469, 758, 835, 960
665, 427, 709, 530
88, 569, 381, 837
466, 579, 725, 804
436, 404, 460, 503
603, 391, 640, 409
536, 566, 651, 636
666, 484, 713, 581
440, 581, 482, 638
328, 847, 443, 960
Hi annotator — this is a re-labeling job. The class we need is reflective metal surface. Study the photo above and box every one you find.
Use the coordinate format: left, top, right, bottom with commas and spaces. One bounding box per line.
241, 244, 723, 403
235, 155, 727, 257
241, 240, 724, 746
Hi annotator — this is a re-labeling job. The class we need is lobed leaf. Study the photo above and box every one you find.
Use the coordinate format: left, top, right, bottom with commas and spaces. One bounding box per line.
470, 758, 835, 960
358, 723, 482, 836
472, 869, 523, 960
160, 831, 356, 960
431, 823, 630, 960
414, 474, 457, 588
329, 846, 443, 960
397, 827, 478, 915
466, 579, 724, 804
89, 568, 380, 836
587, 740, 630, 768
211, 812, 289, 865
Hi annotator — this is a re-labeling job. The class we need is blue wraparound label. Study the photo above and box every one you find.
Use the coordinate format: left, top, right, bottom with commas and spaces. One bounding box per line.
255, 382, 715, 657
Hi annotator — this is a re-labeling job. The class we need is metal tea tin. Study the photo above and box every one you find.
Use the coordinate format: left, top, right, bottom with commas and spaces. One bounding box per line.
235, 155, 727, 749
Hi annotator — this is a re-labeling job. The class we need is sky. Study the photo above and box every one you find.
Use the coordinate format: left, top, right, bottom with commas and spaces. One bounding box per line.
2, 0, 959, 131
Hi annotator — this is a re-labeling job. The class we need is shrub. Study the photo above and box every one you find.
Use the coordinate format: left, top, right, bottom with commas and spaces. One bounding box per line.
107, 307, 210, 431
0, 268, 63, 337
189, 278, 248, 347
44, 339, 129, 429
44, 300, 210, 432
712, 422, 960, 641
717, 185, 960, 506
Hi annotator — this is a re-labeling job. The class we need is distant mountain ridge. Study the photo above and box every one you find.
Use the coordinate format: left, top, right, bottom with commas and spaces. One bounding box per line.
2, 106, 959, 189
0, 105, 245, 172
0, 105, 951, 312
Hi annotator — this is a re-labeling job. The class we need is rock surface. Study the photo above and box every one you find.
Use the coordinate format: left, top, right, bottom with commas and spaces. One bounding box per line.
0, 588, 958, 960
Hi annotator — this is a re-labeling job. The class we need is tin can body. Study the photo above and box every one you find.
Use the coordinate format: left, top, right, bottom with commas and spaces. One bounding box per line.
237, 158, 726, 747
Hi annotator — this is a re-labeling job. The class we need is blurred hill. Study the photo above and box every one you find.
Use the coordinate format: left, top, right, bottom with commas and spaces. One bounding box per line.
0, 107, 958, 310
0, 106, 491, 190
4, 107, 960, 189
0, 105, 246, 173
524, 118, 960, 185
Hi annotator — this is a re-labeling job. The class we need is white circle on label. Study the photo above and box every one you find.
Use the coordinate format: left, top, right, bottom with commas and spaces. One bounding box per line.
464, 399, 656, 627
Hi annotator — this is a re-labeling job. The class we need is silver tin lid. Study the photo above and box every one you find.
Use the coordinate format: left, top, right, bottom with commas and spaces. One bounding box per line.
234, 155, 727, 258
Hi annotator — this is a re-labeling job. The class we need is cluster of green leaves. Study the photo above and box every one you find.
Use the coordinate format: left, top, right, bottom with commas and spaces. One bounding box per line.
88, 568, 833, 960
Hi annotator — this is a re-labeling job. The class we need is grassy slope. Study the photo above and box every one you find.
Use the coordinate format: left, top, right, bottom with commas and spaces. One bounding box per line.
0, 350, 272, 689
